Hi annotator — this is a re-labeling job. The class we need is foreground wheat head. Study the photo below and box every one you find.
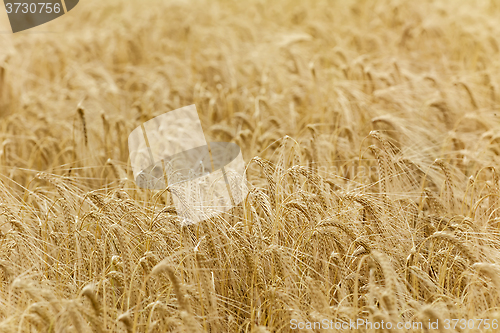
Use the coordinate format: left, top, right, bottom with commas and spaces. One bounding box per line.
1, 0, 500, 332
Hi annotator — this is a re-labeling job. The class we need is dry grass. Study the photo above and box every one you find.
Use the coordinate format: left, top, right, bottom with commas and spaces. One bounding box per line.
1, 0, 500, 332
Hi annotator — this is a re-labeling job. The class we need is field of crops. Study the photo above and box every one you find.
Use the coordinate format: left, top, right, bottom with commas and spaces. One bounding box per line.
1, 0, 500, 332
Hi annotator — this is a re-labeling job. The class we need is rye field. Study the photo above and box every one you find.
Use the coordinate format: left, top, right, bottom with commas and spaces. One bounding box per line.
0, 0, 500, 332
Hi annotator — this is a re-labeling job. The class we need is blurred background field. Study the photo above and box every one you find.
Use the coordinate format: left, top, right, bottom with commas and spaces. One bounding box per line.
1, 0, 500, 332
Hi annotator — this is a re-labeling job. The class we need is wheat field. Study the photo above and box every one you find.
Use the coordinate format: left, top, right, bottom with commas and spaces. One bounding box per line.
0, 0, 500, 332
